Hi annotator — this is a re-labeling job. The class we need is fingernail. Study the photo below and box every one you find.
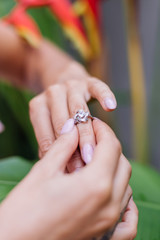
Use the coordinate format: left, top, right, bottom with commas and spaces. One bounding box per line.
61, 119, 74, 134
82, 144, 94, 164
104, 98, 117, 110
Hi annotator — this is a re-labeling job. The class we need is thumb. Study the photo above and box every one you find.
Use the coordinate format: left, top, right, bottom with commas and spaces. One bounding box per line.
43, 119, 78, 173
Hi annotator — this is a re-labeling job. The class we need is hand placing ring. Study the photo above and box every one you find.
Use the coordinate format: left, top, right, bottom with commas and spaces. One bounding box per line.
74, 109, 94, 125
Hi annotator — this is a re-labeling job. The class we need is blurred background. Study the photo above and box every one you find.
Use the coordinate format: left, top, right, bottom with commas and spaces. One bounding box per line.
101, 0, 160, 170
0, 1, 160, 239
1, 0, 160, 170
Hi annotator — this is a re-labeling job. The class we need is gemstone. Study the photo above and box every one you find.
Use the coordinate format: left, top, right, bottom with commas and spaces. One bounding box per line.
74, 109, 89, 124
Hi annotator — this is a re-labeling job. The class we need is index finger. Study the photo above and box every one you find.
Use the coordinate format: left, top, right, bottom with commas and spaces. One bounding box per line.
90, 119, 122, 179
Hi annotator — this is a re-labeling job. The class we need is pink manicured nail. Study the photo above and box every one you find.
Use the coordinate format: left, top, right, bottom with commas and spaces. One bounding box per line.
0, 121, 5, 134
105, 98, 117, 110
61, 119, 74, 134
82, 144, 94, 164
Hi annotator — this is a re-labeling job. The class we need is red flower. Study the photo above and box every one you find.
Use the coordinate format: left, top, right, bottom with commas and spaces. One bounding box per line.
16, 0, 52, 8
4, 5, 41, 47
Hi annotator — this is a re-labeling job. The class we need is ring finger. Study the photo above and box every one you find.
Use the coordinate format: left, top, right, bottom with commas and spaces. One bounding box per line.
67, 89, 96, 165
47, 84, 84, 173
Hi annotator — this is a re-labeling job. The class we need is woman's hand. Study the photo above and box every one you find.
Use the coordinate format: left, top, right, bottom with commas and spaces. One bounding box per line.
0, 119, 133, 240
29, 72, 117, 168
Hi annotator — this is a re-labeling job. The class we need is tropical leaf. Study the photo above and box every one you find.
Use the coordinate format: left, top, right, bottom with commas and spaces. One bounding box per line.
4, 5, 41, 47
0, 0, 66, 50
0, 0, 16, 17
135, 200, 160, 240
0, 80, 37, 159
27, 7, 66, 49
0, 156, 33, 202
130, 162, 160, 240
130, 162, 160, 204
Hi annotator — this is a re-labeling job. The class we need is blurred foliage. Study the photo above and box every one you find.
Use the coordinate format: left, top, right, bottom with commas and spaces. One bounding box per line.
0, 0, 66, 159
0, 81, 37, 159
130, 162, 160, 240
27, 7, 67, 50
0, 0, 15, 16
0, 0, 66, 49
0, 157, 33, 202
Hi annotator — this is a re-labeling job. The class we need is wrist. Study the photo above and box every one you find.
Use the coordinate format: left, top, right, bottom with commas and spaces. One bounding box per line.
26, 39, 90, 91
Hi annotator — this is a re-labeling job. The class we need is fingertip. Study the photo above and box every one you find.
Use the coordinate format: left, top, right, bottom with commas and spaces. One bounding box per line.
92, 119, 109, 143
60, 118, 75, 134
104, 97, 117, 111
129, 197, 139, 214
59, 119, 78, 148
92, 118, 105, 130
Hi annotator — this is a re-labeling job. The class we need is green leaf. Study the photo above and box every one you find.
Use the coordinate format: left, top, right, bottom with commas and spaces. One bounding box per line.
130, 162, 160, 240
0, 156, 33, 202
0, 80, 37, 158
0, 0, 66, 50
135, 200, 160, 240
0, 0, 15, 17
27, 7, 66, 50
130, 162, 160, 204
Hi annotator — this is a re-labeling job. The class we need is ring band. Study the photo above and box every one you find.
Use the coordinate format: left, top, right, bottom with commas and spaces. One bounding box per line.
74, 109, 94, 125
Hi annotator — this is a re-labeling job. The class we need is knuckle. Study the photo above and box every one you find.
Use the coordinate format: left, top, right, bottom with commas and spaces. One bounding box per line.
29, 96, 41, 114
39, 137, 53, 155
46, 84, 62, 96
66, 79, 76, 89
94, 178, 112, 201
79, 126, 92, 138
54, 119, 65, 135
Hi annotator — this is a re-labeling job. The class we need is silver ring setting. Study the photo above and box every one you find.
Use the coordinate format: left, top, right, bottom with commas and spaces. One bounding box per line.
74, 109, 94, 125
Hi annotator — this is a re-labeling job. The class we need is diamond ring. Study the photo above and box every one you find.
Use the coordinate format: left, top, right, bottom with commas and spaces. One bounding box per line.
73, 109, 94, 125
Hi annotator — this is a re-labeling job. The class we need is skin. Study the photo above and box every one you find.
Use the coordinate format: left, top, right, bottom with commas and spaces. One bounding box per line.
0, 120, 137, 240
0, 22, 138, 239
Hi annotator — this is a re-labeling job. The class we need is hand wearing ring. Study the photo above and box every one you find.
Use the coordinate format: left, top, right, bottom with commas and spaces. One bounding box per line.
29, 75, 117, 168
